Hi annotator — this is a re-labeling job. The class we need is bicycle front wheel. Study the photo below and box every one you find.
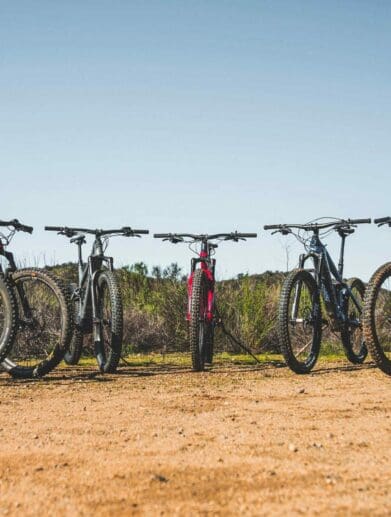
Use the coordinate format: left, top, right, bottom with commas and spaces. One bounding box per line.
204, 324, 214, 365
278, 269, 322, 374
96, 270, 123, 373
363, 262, 391, 375
1, 269, 72, 378
340, 278, 367, 364
64, 283, 84, 366
189, 269, 211, 372
0, 274, 17, 363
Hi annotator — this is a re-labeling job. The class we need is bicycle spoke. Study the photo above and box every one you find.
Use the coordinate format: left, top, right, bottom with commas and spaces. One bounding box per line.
296, 338, 312, 356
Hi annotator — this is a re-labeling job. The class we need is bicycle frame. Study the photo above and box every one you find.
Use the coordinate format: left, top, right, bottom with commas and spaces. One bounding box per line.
72, 236, 114, 345
187, 240, 215, 322
294, 230, 361, 324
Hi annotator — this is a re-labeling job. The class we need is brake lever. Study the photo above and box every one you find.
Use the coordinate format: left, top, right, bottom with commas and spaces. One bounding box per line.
59, 229, 76, 238
10, 218, 20, 228
272, 228, 291, 236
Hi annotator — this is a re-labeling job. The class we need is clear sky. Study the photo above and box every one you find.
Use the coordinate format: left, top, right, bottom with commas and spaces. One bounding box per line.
1, 1, 390, 280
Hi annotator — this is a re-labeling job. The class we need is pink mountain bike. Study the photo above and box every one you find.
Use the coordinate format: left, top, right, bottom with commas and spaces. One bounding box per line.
154, 232, 257, 371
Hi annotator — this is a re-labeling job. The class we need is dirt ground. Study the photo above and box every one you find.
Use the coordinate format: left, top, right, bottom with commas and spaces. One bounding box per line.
0, 359, 390, 516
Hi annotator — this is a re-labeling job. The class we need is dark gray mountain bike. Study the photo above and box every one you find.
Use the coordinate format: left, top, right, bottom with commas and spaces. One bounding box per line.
264, 218, 371, 374
45, 225, 148, 373
0, 219, 72, 378
363, 216, 391, 376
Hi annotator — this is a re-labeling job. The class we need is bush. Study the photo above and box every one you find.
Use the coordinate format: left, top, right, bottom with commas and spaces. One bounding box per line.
48, 262, 284, 355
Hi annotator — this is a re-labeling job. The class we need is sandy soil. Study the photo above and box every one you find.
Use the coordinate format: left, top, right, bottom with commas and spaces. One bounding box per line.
0, 360, 390, 516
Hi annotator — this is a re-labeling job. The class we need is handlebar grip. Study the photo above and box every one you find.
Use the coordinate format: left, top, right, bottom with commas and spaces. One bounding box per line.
374, 217, 390, 224
153, 233, 171, 238
348, 218, 371, 225
263, 225, 280, 230
237, 233, 257, 238
20, 224, 33, 234
132, 229, 149, 234
45, 226, 63, 231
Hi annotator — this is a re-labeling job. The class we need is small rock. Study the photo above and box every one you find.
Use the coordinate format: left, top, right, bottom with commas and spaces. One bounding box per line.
288, 443, 298, 452
298, 388, 306, 394
152, 474, 168, 483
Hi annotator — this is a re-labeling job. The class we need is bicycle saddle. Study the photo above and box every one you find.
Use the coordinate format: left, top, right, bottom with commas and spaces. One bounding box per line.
337, 227, 355, 237
70, 235, 86, 245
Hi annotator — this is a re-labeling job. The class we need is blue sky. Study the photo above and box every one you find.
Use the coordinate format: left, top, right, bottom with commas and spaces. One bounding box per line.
1, 1, 390, 279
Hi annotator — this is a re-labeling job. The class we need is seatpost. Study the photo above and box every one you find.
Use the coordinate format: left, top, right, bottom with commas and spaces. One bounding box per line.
77, 241, 84, 277
338, 233, 346, 277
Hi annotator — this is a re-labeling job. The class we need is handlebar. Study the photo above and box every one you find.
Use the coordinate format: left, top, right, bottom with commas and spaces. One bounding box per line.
374, 216, 391, 226
0, 219, 33, 234
154, 232, 257, 242
45, 226, 149, 237
264, 218, 371, 233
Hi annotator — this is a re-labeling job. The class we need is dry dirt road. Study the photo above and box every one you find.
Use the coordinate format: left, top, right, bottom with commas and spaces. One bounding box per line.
0, 360, 390, 516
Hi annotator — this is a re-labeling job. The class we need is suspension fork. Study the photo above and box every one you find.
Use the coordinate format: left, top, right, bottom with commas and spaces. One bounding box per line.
290, 253, 310, 321
187, 244, 215, 322
88, 257, 106, 371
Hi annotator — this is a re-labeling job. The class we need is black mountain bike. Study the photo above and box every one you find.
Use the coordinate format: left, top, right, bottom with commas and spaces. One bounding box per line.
264, 218, 371, 374
363, 216, 391, 375
154, 232, 257, 371
45, 225, 149, 373
0, 219, 72, 378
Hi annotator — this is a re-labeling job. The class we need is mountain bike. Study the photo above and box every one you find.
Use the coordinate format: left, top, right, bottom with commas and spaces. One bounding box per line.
0, 219, 72, 378
45, 225, 149, 373
363, 216, 391, 375
264, 218, 371, 374
154, 232, 257, 371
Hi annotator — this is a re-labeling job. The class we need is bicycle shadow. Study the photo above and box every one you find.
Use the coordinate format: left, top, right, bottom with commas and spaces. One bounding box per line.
309, 362, 378, 375
0, 359, 288, 386
0, 359, 377, 387
0, 362, 193, 386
